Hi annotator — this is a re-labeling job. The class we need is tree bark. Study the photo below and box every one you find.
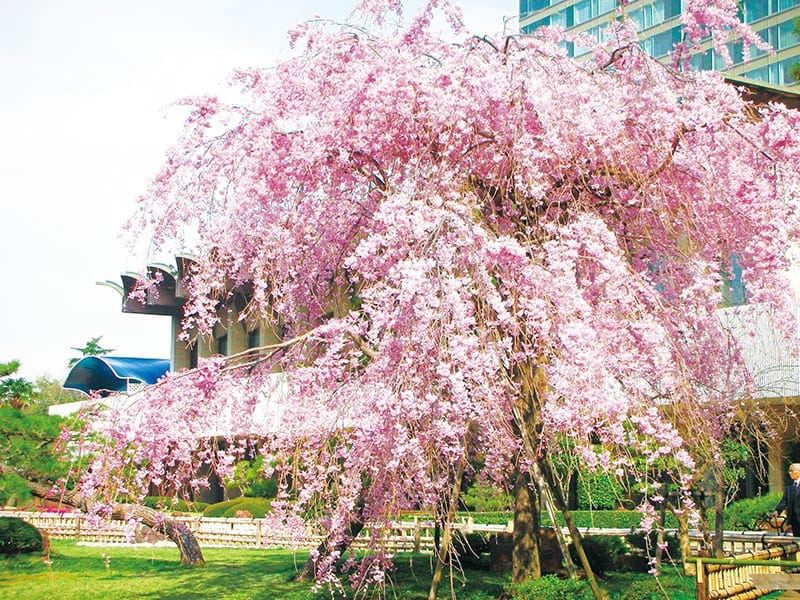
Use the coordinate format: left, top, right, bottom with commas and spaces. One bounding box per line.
109, 503, 205, 566
512, 468, 541, 582
4, 468, 205, 566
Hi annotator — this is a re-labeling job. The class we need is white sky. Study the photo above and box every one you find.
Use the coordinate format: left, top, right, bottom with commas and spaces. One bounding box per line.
0, 0, 518, 381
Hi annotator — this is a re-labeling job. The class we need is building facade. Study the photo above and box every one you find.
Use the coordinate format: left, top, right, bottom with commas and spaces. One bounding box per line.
519, 0, 800, 87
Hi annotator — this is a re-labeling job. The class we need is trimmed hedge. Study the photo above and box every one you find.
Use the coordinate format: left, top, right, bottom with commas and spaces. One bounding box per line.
202, 497, 273, 518
506, 574, 592, 600
576, 473, 622, 510
568, 535, 627, 576
203, 498, 248, 517
723, 492, 782, 531
142, 496, 209, 514
0, 517, 43, 555
221, 498, 272, 518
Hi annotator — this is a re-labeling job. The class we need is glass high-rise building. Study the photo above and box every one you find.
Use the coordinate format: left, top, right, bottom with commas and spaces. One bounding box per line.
519, 0, 800, 87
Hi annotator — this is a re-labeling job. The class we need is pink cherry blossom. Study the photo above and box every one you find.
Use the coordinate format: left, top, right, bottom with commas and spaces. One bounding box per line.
73, 0, 800, 590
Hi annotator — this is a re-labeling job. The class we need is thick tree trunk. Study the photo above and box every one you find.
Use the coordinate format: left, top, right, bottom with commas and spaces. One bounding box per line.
11, 472, 205, 566
673, 510, 692, 564
512, 468, 541, 582
109, 503, 205, 566
508, 359, 546, 583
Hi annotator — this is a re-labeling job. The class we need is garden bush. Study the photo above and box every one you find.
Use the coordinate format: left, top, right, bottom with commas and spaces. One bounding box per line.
203, 497, 273, 518
0, 517, 43, 554
452, 531, 490, 569
723, 492, 782, 531
142, 496, 209, 513
505, 574, 592, 600
625, 531, 680, 560
220, 497, 272, 518
569, 535, 627, 576
461, 481, 513, 512
229, 456, 279, 498
203, 498, 248, 517
576, 473, 622, 510
614, 578, 671, 600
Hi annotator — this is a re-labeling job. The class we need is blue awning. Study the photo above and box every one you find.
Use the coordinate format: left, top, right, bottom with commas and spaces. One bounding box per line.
64, 356, 170, 396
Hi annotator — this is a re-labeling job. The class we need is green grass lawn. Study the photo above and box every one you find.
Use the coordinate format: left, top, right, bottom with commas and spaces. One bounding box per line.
0, 540, 701, 599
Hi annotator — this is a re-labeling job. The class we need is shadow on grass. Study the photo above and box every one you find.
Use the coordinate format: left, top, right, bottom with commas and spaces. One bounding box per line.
1, 543, 315, 600
1, 543, 512, 600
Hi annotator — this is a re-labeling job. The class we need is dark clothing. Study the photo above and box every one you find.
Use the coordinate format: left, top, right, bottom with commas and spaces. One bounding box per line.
775, 482, 800, 535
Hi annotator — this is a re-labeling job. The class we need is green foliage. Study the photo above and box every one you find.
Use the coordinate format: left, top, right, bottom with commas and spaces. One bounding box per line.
68, 336, 114, 369
142, 496, 209, 513
0, 360, 21, 378
221, 498, 272, 518
506, 574, 593, 600
0, 360, 81, 506
461, 480, 513, 512
202, 497, 272, 518
0, 377, 34, 409
0, 517, 43, 554
229, 456, 279, 498
0, 406, 67, 506
452, 531, 490, 568
625, 531, 680, 558
613, 577, 671, 600
569, 535, 627, 577
29, 377, 82, 412
722, 492, 782, 530
203, 498, 247, 517
576, 472, 623, 510
542, 509, 670, 529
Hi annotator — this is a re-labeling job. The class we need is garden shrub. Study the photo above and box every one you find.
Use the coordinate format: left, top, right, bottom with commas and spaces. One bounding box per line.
625, 531, 679, 560
505, 574, 592, 600
203, 498, 248, 517
229, 456, 279, 498
461, 481, 513, 512
218, 498, 272, 518
143, 496, 209, 513
451, 531, 490, 569
576, 473, 622, 510
614, 578, 670, 600
203, 497, 272, 518
568, 535, 627, 576
723, 492, 782, 531
0, 517, 43, 554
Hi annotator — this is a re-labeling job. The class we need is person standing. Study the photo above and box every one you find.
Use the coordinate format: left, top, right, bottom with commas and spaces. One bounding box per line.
774, 463, 800, 535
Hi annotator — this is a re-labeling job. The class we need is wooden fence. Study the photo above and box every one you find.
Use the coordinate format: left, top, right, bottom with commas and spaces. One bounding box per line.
691, 542, 800, 600
3, 510, 797, 558
0, 510, 509, 552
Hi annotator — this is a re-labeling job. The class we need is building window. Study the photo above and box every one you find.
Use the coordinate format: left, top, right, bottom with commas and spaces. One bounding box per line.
247, 328, 260, 349
743, 0, 770, 23
189, 343, 198, 369
217, 334, 228, 356
721, 254, 747, 307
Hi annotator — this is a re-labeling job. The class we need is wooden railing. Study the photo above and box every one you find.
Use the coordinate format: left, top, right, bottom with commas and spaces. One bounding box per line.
691, 542, 800, 600
3, 509, 798, 559
0, 511, 509, 552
